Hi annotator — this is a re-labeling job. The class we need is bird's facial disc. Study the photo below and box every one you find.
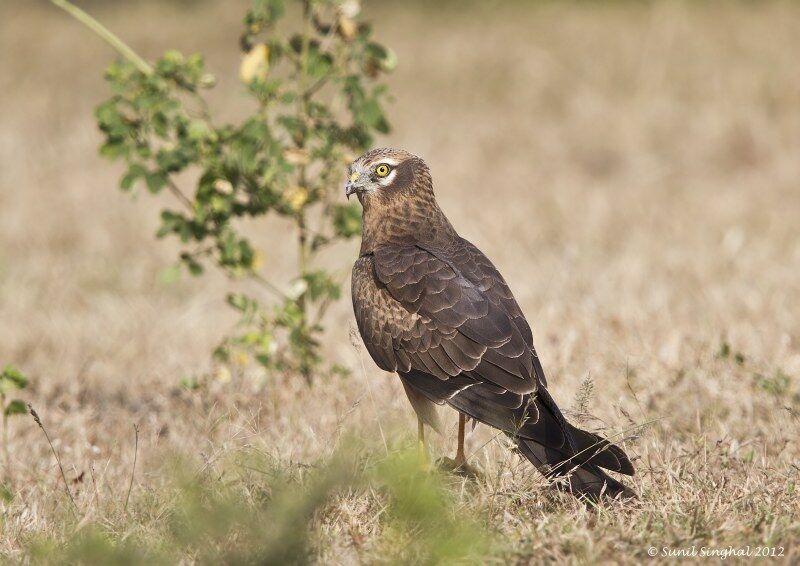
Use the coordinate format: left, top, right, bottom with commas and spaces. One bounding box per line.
345, 158, 400, 199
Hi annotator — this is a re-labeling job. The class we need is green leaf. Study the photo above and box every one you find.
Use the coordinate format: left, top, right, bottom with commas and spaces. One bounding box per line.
306, 43, 333, 81
145, 171, 168, 193
120, 163, 148, 191
247, 0, 284, 27
360, 97, 390, 133
365, 42, 397, 73
226, 293, 261, 325
302, 271, 341, 302
227, 293, 250, 312
187, 260, 204, 276
156, 146, 195, 173
332, 203, 362, 238
277, 115, 304, 141
159, 265, 182, 286
180, 253, 204, 276
0, 484, 13, 503
157, 210, 186, 238
95, 100, 118, 124
217, 230, 255, 269
0, 365, 28, 393
4, 400, 27, 417
99, 140, 128, 159
179, 376, 201, 391
187, 119, 214, 142
757, 370, 791, 397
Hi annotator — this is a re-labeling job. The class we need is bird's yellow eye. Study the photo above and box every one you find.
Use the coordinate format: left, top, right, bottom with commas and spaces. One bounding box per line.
375, 164, 391, 178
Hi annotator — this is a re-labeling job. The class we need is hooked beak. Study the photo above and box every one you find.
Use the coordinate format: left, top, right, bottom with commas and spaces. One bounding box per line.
345, 171, 362, 200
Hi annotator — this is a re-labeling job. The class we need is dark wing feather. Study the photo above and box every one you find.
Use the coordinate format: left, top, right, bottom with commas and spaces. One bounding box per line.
369, 244, 535, 394
453, 238, 547, 387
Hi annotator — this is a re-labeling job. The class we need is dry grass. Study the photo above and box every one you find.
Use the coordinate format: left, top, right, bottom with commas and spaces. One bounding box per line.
1, 0, 799, 563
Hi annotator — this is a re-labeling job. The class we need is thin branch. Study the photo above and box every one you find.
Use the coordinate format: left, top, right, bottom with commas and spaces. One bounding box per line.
89, 463, 102, 511
124, 424, 139, 512
303, 74, 332, 100
186, 245, 217, 259
2, 395, 11, 484
311, 269, 350, 327
166, 179, 194, 211
249, 272, 291, 302
29, 404, 78, 517
48, 0, 152, 75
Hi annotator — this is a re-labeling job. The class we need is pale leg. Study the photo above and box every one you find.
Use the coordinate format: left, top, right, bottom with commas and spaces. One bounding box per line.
417, 417, 427, 465
454, 413, 466, 468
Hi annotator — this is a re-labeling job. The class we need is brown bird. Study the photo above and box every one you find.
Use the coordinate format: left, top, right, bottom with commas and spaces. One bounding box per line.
346, 148, 635, 501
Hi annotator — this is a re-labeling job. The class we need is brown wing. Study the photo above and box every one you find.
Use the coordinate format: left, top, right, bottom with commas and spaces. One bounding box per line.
450, 237, 548, 387
352, 244, 535, 395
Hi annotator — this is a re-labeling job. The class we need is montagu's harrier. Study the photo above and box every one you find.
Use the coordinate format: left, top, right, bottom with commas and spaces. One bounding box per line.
346, 148, 634, 501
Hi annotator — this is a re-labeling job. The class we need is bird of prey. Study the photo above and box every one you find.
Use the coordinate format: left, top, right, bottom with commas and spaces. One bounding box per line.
346, 148, 634, 501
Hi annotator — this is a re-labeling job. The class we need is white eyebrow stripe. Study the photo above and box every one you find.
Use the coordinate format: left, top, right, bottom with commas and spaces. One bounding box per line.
379, 158, 401, 167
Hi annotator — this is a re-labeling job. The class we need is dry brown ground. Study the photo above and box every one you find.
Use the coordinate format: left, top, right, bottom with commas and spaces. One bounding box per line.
1, 0, 799, 563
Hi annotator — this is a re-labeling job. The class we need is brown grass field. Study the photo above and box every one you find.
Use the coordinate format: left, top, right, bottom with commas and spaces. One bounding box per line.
1, 0, 799, 563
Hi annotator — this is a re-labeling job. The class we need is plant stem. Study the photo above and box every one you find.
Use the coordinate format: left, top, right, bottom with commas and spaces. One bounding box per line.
166, 179, 195, 211
1, 394, 9, 483
297, 0, 312, 294
124, 424, 139, 512
29, 404, 78, 517
296, 0, 313, 382
48, 0, 152, 75
303, 74, 331, 100
250, 272, 291, 302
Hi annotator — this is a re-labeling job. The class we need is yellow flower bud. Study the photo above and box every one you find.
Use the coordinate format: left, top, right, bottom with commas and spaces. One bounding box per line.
252, 249, 265, 271
233, 351, 249, 368
284, 186, 309, 212
338, 15, 357, 41
283, 147, 310, 166
239, 43, 269, 84
215, 365, 232, 383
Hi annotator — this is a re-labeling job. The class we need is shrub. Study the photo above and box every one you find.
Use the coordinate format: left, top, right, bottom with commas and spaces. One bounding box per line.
55, 0, 395, 381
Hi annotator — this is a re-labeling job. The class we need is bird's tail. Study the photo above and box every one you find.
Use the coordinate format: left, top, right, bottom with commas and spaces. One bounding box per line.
400, 369, 635, 501
516, 387, 636, 502
516, 437, 635, 501
446, 382, 635, 502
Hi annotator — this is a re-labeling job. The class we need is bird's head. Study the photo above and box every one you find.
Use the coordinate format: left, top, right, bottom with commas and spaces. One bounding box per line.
345, 148, 452, 251
344, 148, 431, 204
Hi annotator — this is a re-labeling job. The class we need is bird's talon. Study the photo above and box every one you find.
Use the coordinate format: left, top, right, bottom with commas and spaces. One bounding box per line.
436, 456, 483, 479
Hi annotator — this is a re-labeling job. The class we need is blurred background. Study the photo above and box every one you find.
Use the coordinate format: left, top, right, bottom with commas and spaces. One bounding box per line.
1, 0, 799, 559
